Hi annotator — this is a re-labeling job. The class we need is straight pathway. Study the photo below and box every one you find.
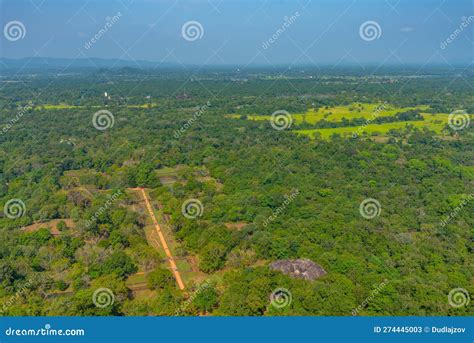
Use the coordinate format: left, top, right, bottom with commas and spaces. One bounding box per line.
135, 188, 185, 290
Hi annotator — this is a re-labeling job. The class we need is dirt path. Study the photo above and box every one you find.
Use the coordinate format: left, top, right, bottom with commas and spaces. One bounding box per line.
134, 188, 185, 290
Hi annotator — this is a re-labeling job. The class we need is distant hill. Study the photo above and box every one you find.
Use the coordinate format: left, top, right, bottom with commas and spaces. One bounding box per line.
0, 57, 181, 71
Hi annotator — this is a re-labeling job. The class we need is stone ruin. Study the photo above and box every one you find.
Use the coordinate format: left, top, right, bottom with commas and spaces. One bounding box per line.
269, 258, 327, 281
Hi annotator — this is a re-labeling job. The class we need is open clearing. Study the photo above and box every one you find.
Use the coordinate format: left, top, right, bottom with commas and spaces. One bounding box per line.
22, 219, 75, 236
228, 103, 472, 140
295, 116, 448, 139
228, 102, 431, 123
37, 103, 158, 110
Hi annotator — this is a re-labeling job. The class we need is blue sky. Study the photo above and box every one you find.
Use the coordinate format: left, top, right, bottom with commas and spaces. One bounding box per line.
0, 0, 472, 66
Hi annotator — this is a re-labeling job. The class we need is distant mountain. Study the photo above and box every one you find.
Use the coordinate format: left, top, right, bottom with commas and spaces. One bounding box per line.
0, 57, 182, 71
0, 57, 471, 77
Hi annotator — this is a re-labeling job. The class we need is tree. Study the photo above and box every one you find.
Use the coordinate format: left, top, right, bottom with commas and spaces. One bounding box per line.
199, 242, 226, 273
147, 267, 175, 290
57, 220, 68, 231
91, 251, 137, 279
192, 283, 219, 314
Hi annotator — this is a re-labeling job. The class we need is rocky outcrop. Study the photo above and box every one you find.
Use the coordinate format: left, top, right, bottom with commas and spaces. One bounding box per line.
270, 258, 326, 281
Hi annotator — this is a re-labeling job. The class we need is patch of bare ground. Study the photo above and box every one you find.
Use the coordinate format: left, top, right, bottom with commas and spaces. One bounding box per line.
436, 135, 459, 141
224, 222, 248, 230
22, 219, 75, 236
370, 136, 390, 143
159, 175, 178, 185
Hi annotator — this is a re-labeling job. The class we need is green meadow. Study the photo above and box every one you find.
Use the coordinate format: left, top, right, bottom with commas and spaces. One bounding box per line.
37, 103, 158, 110
229, 103, 471, 140
230, 102, 431, 124
295, 117, 446, 139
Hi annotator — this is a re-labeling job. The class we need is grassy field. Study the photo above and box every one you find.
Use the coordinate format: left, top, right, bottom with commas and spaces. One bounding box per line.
295, 113, 452, 139
125, 272, 147, 286
37, 103, 157, 110
229, 102, 431, 124
155, 166, 182, 177
228, 103, 472, 140
40, 104, 87, 109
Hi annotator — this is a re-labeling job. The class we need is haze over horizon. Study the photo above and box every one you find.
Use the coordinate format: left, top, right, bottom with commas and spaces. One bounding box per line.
1, 0, 472, 69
